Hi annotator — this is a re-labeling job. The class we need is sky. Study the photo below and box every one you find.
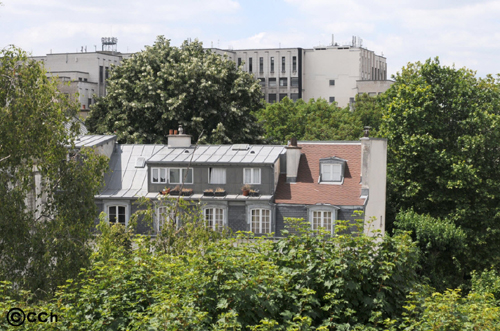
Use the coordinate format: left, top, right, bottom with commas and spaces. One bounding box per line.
1, 0, 499, 78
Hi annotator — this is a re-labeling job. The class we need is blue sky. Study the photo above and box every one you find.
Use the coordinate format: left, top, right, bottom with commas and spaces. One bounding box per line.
1, 0, 499, 78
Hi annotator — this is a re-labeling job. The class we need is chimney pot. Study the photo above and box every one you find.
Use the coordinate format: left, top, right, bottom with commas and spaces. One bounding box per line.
169, 129, 173, 135
290, 137, 297, 147
174, 130, 178, 135
178, 125, 184, 135
363, 126, 371, 138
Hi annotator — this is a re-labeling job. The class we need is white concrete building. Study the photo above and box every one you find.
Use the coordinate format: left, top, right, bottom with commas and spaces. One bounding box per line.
33, 36, 392, 113
211, 38, 392, 107
32, 38, 131, 118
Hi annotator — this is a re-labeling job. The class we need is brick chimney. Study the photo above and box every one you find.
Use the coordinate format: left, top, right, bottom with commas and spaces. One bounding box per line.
285, 137, 302, 183
167, 125, 192, 148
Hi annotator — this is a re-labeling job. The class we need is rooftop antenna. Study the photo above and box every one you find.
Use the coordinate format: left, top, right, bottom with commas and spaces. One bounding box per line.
94, 45, 97, 52
101, 37, 118, 53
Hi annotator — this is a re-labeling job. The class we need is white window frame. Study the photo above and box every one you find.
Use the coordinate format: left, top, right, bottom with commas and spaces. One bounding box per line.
151, 167, 167, 184
168, 168, 194, 184
104, 201, 130, 226
208, 168, 226, 184
308, 205, 338, 234
249, 208, 271, 234
203, 205, 228, 231
156, 206, 178, 232
321, 163, 342, 182
243, 168, 261, 185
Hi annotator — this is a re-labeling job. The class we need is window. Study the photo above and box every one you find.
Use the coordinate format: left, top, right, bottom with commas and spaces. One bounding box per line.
270, 57, 274, 73
281, 56, 286, 73
169, 168, 193, 184
268, 94, 277, 103
244, 168, 261, 184
292, 56, 297, 72
88, 98, 92, 106
279, 78, 287, 87
329, 80, 335, 86
321, 164, 342, 182
291, 93, 299, 102
156, 206, 177, 231
204, 207, 225, 231
105, 67, 109, 80
99, 66, 103, 83
152, 168, 167, 183
249, 58, 253, 73
268, 78, 277, 87
237, 58, 242, 66
250, 208, 271, 233
259, 78, 266, 87
151, 168, 192, 184
329, 97, 335, 103
291, 77, 299, 87
311, 210, 333, 232
209, 168, 226, 184
279, 93, 288, 101
109, 205, 126, 225
259, 57, 264, 73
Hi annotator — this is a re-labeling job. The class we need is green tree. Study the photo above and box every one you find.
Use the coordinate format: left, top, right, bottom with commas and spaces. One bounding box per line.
381, 58, 500, 288
86, 36, 265, 144
256, 95, 384, 144
0, 47, 109, 299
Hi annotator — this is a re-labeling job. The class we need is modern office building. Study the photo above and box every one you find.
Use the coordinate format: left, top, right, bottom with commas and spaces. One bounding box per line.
33, 36, 392, 114
211, 37, 392, 107
32, 38, 131, 118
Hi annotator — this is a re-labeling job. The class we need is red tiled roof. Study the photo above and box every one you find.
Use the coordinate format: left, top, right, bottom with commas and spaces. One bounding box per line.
275, 143, 365, 206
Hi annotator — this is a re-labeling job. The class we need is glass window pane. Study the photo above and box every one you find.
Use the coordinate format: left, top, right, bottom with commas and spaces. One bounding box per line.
183, 168, 193, 184
209, 168, 226, 184
169, 169, 180, 183
332, 165, 341, 181
109, 206, 116, 223
244, 169, 252, 184
152, 169, 159, 183
322, 164, 332, 181
160, 168, 166, 183
253, 168, 260, 184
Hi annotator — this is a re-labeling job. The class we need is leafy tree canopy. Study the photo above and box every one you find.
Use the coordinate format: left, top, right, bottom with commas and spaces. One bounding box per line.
86, 36, 265, 144
381, 58, 500, 287
0, 46, 109, 299
256, 94, 383, 144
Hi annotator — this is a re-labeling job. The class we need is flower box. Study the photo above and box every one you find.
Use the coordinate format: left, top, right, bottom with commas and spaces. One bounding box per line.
249, 190, 260, 197
204, 190, 215, 197
214, 190, 226, 197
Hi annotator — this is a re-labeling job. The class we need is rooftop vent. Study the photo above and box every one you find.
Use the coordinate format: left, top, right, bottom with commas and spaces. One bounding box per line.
232, 144, 249, 151
135, 157, 146, 168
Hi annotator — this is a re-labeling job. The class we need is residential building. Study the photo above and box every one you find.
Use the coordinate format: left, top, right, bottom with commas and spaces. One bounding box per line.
210, 37, 392, 107
94, 126, 387, 236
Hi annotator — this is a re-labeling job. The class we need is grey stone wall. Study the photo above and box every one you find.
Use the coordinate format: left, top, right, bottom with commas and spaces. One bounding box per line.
275, 204, 307, 236
228, 204, 247, 232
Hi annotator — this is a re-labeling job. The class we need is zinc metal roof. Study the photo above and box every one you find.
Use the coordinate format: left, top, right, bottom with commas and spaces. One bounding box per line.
74, 135, 116, 148
96, 144, 164, 199
148, 145, 286, 165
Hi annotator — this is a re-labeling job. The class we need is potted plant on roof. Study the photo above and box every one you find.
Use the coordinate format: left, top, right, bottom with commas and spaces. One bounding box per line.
249, 188, 260, 197
204, 188, 214, 197
169, 185, 181, 196
181, 188, 193, 196
241, 184, 251, 196
214, 187, 226, 197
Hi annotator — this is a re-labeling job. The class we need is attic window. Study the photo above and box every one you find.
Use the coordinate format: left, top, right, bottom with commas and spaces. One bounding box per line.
232, 144, 249, 151
319, 157, 346, 184
135, 157, 146, 168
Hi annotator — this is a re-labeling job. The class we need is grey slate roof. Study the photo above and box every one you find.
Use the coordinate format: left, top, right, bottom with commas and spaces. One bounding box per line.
148, 145, 285, 165
97, 144, 164, 199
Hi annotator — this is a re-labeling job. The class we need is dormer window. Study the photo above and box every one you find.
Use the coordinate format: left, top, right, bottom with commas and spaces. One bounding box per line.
319, 157, 346, 184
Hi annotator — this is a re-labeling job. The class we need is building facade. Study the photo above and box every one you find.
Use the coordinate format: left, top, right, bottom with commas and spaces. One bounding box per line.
92, 127, 387, 236
32, 50, 131, 118
211, 38, 392, 107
